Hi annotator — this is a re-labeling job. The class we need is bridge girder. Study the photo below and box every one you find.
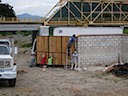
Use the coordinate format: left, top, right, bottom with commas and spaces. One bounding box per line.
44, 0, 128, 26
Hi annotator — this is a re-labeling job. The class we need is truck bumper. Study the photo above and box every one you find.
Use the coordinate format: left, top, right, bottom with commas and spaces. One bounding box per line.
0, 71, 17, 79
0, 66, 17, 79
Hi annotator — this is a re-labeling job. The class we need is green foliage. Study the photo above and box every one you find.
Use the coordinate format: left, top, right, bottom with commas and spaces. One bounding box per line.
0, 33, 3, 37
21, 43, 32, 48
0, 32, 15, 36
5, 32, 14, 35
0, 31, 31, 36
0, 32, 5, 36
0, 3, 16, 17
14, 40, 18, 45
123, 28, 128, 34
16, 31, 31, 36
21, 32, 31, 36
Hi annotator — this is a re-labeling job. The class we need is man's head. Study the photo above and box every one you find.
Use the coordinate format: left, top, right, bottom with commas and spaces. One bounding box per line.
73, 34, 76, 38
74, 51, 77, 54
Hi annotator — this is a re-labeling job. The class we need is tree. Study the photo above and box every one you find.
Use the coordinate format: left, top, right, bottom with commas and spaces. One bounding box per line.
0, 3, 16, 17
0, 1, 16, 36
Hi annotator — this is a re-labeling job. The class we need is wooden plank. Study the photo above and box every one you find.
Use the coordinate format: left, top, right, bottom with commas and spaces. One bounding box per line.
36, 52, 48, 64
62, 36, 75, 52
62, 53, 66, 65
49, 36, 61, 52
36, 36, 48, 52
36, 36, 75, 65
62, 36, 69, 53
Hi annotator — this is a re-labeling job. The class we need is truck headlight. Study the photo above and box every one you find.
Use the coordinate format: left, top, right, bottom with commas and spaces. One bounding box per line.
4, 61, 11, 67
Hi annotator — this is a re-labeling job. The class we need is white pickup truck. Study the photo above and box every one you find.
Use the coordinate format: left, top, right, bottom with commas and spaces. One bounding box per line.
0, 38, 17, 87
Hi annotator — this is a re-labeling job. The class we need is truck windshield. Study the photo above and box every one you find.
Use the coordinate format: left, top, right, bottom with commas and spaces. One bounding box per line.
0, 46, 9, 55
0, 42, 9, 47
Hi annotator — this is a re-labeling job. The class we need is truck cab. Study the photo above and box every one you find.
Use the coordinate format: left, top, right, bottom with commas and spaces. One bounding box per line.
0, 38, 17, 87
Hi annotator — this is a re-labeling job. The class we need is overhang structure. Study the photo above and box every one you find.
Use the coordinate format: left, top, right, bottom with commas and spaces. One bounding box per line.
43, 0, 128, 26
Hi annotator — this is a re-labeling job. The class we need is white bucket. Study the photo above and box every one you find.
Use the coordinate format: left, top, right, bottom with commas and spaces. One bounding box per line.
14, 47, 18, 54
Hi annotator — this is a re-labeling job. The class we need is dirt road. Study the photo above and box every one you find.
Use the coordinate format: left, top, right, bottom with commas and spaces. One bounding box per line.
0, 53, 128, 96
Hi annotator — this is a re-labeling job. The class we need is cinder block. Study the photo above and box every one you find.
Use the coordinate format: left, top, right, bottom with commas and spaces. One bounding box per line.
78, 35, 128, 66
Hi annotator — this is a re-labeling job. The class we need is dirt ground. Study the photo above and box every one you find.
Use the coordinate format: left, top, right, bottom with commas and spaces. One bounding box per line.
0, 49, 128, 96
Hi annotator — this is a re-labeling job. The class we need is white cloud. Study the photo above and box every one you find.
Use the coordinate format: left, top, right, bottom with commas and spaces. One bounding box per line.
2, 0, 59, 16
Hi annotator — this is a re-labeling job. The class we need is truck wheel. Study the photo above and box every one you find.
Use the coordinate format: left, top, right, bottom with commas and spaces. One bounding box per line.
8, 78, 16, 87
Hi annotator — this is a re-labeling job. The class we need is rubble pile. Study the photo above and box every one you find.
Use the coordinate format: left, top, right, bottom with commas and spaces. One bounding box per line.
104, 63, 128, 77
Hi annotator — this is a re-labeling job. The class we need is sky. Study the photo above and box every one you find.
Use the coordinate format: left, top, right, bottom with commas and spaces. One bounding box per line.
2, 0, 59, 17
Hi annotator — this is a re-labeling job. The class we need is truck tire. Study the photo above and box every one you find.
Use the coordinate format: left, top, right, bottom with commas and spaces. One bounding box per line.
8, 78, 16, 87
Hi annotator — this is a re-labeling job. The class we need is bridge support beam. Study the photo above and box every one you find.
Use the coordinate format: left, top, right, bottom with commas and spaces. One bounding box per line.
44, 0, 128, 26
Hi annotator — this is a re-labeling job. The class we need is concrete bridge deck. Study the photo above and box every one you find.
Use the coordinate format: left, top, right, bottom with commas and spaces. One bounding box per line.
0, 24, 42, 31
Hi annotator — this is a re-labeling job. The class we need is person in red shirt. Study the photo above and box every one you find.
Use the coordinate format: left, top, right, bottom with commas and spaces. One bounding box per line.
40, 54, 47, 67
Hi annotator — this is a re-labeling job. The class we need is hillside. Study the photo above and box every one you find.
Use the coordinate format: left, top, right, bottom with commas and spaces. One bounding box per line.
17, 13, 42, 20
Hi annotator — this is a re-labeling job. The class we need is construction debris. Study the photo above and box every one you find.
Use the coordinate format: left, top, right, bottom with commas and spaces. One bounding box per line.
104, 63, 128, 77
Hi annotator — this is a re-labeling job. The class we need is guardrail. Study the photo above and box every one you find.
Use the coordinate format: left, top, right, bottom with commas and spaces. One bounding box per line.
0, 17, 128, 26
0, 17, 44, 23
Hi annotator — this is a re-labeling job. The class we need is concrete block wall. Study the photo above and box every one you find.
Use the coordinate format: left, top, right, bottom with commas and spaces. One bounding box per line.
78, 35, 124, 67
121, 35, 128, 63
